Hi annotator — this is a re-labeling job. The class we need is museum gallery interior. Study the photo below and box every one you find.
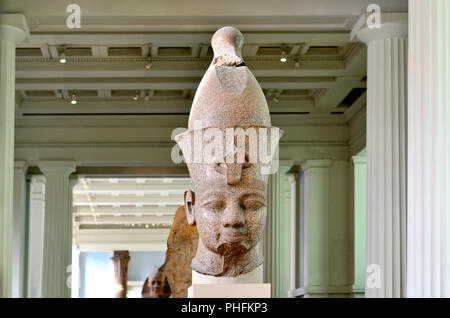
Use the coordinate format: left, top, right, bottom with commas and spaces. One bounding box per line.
0, 0, 449, 298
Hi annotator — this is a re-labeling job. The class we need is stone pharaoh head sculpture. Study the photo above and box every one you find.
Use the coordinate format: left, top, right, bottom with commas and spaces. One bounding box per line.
174, 26, 281, 277
142, 266, 171, 298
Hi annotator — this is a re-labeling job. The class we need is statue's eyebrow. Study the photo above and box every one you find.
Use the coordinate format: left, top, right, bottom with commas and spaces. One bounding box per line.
240, 192, 266, 201
199, 191, 226, 200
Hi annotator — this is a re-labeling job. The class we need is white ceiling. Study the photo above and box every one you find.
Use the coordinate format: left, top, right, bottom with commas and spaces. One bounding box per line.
14, 34, 367, 117
0, 0, 408, 32
1, 0, 410, 119
73, 177, 191, 251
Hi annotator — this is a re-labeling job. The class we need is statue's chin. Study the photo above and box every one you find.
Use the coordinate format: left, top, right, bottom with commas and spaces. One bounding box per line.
192, 238, 263, 276
217, 241, 248, 258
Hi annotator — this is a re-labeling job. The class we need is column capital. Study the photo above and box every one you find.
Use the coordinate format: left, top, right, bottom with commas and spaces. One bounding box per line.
68, 177, 78, 190
351, 155, 366, 165
301, 159, 332, 172
111, 250, 131, 261
277, 160, 294, 171
270, 161, 293, 177
351, 12, 408, 45
38, 161, 77, 176
14, 161, 28, 173
0, 14, 29, 44
286, 165, 300, 184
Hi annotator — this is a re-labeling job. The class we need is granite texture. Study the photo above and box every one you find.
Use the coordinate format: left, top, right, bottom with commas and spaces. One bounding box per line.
141, 266, 171, 298
162, 205, 199, 298
174, 26, 280, 278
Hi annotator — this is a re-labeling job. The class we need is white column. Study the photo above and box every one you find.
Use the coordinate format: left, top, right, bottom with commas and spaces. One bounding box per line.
0, 14, 29, 298
408, 0, 450, 298
12, 161, 28, 298
351, 155, 366, 297
286, 166, 300, 297
27, 176, 45, 298
71, 245, 80, 298
39, 161, 76, 298
354, 13, 408, 298
301, 159, 333, 297
264, 163, 291, 298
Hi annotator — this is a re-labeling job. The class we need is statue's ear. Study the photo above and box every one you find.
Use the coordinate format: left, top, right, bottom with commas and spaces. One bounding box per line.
184, 190, 196, 226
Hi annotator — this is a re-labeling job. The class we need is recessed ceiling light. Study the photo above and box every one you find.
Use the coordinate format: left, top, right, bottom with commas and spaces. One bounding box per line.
70, 92, 77, 104
280, 48, 287, 63
132, 91, 139, 101
60, 48, 67, 63
145, 57, 152, 70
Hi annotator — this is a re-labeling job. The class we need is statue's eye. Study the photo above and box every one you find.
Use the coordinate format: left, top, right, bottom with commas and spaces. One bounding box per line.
204, 200, 226, 212
241, 199, 264, 211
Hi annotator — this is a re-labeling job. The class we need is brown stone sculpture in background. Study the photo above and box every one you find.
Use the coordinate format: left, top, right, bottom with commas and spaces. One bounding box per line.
111, 250, 130, 298
174, 26, 281, 278
161, 206, 199, 297
141, 266, 171, 298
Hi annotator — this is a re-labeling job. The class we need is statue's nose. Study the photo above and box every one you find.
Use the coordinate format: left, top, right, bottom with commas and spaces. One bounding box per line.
226, 163, 243, 185
222, 204, 245, 229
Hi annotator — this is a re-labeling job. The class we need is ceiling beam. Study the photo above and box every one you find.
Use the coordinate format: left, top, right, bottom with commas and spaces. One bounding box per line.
150, 45, 159, 56
242, 45, 259, 57
314, 76, 364, 108
141, 45, 150, 57
18, 99, 326, 115
198, 44, 209, 57
289, 45, 302, 56
91, 46, 109, 57
97, 89, 111, 98
344, 91, 367, 122
74, 205, 180, 216
48, 45, 59, 59
300, 44, 311, 55
15, 59, 353, 78
15, 76, 341, 90
73, 228, 170, 252
22, 31, 352, 46
73, 195, 185, 206
74, 183, 191, 194
75, 215, 174, 224
190, 44, 200, 57
39, 44, 51, 58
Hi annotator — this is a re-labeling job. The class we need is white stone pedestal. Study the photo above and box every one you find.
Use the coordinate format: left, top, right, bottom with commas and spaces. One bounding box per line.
188, 283, 271, 298
188, 264, 271, 298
